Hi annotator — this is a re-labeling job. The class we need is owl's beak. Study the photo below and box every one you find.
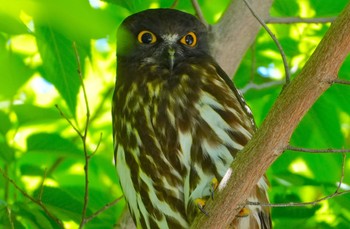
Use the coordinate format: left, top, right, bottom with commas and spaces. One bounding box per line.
168, 48, 175, 71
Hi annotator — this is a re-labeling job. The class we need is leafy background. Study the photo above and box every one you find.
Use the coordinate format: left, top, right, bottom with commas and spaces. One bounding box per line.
0, 0, 350, 228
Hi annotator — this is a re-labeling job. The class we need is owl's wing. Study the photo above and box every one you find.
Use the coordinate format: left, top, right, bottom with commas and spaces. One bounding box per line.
213, 63, 257, 131
211, 62, 272, 229
112, 91, 118, 167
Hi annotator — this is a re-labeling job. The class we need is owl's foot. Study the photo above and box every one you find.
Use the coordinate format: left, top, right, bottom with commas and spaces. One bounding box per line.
195, 198, 209, 216
210, 177, 219, 199
237, 207, 250, 217
195, 178, 219, 216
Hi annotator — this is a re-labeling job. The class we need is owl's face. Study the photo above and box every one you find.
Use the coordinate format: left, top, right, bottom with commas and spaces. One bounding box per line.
117, 9, 209, 71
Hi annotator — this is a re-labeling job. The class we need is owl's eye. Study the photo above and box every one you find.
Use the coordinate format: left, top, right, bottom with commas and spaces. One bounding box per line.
180, 32, 197, 47
137, 30, 157, 44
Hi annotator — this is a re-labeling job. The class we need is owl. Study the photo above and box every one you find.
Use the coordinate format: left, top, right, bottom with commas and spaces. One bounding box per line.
112, 8, 271, 229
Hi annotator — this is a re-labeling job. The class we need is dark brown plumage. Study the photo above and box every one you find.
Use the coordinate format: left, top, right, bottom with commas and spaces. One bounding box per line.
112, 8, 271, 229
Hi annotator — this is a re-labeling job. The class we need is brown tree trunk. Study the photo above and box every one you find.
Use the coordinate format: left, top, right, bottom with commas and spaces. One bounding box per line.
210, 0, 273, 77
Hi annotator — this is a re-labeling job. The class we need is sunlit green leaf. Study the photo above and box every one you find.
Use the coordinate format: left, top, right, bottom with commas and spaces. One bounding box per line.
15, 203, 54, 229
0, 14, 28, 34
310, 0, 348, 16
0, 1, 29, 34
0, 110, 11, 135
33, 186, 89, 223
13, 104, 61, 126
0, 141, 15, 163
20, 164, 45, 176
26, 133, 82, 156
35, 25, 84, 116
0, 35, 33, 99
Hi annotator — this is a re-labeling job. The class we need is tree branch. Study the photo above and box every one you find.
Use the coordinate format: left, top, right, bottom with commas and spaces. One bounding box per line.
242, 0, 291, 84
191, 0, 208, 27
287, 145, 350, 153
267, 16, 336, 24
240, 80, 285, 93
72, 42, 92, 229
248, 153, 349, 207
334, 78, 350, 85
191, 2, 350, 228
210, 0, 273, 76
0, 168, 64, 228
85, 196, 123, 224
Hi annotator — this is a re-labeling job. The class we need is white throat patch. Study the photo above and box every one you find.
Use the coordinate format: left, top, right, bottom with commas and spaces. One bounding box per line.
161, 34, 179, 44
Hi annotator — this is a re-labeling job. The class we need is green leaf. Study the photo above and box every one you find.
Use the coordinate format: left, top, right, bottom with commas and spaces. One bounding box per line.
0, 141, 15, 163
0, 35, 33, 99
0, 13, 28, 34
271, 0, 299, 16
20, 164, 45, 176
0, 2, 29, 35
310, 0, 348, 16
35, 25, 83, 116
13, 104, 61, 126
0, 110, 11, 135
15, 202, 54, 229
33, 186, 88, 223
0, 203, 26, 229
26, 133, 82, 156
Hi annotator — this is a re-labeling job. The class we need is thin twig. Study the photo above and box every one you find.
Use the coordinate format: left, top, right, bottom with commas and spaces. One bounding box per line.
6, 206, 15, 229
85, 196, 124, 224
72, 42, 92, 229
170, 0, 178, 8
91, 132, 103, 157
248, 154, 349, 208
4, 164, 9, 201
83, 86, 114, 132
3, 164, 14, 229
191, 0, 208, 27
249, 42, 257, 82
242, 0, 291, 84
46, 157, 65, 177
240, 80, 285, 93
337, 153, 347, 191
333, 78, 350, 85
248, 190, 350, 207
0, 168, 64, 228
37, 168, 48, 201
287, 145, 350, 153
55, 104, 83, 138
267, 16, 336, 24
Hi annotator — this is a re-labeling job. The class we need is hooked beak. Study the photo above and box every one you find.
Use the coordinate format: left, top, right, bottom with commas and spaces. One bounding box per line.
168, 48, 175, 71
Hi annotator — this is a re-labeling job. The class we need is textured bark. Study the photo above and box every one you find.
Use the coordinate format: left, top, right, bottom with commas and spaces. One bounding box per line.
210, 0, 273, 76
191, 2, 350, 229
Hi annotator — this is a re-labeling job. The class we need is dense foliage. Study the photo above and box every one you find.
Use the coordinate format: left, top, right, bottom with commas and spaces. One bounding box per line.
0, 0, 349, 228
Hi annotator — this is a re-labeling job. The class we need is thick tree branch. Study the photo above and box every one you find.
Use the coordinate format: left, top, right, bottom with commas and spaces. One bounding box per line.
191, 3, 350, 229
210, 0, 273, 76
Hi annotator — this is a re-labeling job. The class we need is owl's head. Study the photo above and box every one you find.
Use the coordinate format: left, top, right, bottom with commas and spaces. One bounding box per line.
117, 9, 209, 70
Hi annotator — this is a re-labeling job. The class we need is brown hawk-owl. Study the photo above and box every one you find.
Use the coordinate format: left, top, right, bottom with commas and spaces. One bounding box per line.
112, 8, 271, 229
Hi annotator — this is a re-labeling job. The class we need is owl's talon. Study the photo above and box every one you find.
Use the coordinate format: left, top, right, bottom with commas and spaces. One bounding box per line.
237, 207, 250, 217
195, 198, 209, 216
198, 205, 209, 216
210, 177, 219, 200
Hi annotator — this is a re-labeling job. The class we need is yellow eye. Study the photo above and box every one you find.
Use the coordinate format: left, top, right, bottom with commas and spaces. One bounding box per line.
137, 30, 157, 44
180, 32, 197, 47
